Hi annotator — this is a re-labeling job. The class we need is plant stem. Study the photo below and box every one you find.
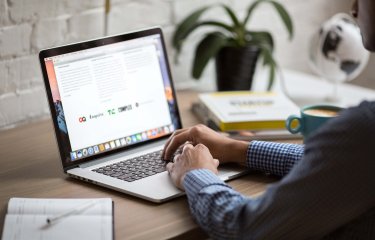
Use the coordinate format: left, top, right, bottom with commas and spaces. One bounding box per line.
235, 25, 247, 47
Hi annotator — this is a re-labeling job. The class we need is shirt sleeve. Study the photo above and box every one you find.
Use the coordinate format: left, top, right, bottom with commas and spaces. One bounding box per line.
184, 169, 251, 240
247, 141, 304, 177
183, 102, 375, 240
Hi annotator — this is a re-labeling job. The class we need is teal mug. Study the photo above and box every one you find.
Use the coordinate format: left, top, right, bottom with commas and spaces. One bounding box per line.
286, 105, 343, 139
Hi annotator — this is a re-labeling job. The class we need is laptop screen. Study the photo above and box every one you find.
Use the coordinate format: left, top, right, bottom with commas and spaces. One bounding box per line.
40, 29, 181, 167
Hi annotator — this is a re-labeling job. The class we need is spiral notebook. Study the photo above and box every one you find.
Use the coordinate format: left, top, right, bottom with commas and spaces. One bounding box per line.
1, 198, 114, 240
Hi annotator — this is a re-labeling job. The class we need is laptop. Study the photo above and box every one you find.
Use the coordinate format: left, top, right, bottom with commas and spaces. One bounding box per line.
39, 27, 247, 203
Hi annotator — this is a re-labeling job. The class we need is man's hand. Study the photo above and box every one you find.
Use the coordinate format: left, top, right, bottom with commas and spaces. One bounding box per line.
166, 143, 219, 190
163, 124, 249, 165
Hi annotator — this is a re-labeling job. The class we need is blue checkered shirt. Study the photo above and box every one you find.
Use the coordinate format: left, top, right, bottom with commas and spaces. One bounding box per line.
183, 100, 375, 240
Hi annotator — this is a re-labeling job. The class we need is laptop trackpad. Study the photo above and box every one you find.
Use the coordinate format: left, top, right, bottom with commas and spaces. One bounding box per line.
130, 171, 184, 201
218, 164, 248, 181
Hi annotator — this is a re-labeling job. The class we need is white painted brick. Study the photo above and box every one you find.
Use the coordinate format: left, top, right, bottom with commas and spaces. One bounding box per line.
7, 0, 65, 23
110, 0, 131, 5
172, 0, 231, 23
65, 0, 105, 13
7, 0, 106, 23
0, 56, 42, 94
0, 0, 9, 25
0, 24, 32, 58
170, 50, 194, 84
108, 0, 171, 35
32, 16, 69, 51
0, 0, 374, 131
230, 0, 254, 12
68, 8, 104, 42
0, 87, 48, 129
20, 56, 42, 86
161, 26, 197, 86
162, 26, 175, 56
0, 59, 10, 94
11, 56, 42, 89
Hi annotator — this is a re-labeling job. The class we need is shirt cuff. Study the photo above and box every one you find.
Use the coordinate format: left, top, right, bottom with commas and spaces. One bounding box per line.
183, 169, 229, 197
247, 140, 304, 176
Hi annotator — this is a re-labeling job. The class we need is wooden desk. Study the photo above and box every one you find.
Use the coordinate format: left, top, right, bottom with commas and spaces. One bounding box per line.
0, 90, 296, 239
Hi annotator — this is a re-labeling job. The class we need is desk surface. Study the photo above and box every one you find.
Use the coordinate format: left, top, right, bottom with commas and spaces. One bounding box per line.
0, 90, 299, 239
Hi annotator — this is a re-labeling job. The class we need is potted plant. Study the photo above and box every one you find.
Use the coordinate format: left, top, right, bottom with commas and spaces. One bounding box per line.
173, 0, 294, 91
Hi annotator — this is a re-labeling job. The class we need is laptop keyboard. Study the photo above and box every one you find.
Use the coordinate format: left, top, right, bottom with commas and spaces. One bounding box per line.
92, 150, 166, 182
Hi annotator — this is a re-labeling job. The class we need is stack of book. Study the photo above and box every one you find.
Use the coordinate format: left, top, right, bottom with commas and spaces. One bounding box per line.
192, 91, 302, 140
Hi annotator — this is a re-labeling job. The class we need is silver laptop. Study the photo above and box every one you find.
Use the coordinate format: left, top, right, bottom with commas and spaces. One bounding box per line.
39, 27, 247, 203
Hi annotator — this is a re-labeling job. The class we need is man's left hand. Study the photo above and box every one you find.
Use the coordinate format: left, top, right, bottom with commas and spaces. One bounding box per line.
166, 143, 219, 190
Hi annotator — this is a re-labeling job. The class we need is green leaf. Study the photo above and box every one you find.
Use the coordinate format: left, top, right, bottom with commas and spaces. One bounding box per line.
172, 6, 234, 63
172, 6, 211, 55
267, 63, 276, 90
221, 4, 246, 46
248, 31, 274, 52
173, 21, 233, 63
243, 0, 293, 40
198, 21, 234, 32
267, 1, 294, 39
258, 43, 277, 90
192, 32, 228, 79
260, 44, 275, 66
220, 4, 241, 28
243, 0, 263, 26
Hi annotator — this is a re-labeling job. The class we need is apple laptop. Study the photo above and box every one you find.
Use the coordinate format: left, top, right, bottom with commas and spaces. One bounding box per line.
39, 27, 247, 203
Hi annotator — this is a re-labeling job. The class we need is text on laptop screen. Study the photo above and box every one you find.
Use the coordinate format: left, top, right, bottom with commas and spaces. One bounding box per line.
44, 34, 178, 163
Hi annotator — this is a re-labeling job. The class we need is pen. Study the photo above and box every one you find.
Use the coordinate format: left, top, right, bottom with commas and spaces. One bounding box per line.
46, 200, 96, 224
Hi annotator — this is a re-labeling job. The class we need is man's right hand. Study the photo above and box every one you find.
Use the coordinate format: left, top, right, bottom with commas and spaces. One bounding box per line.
162, 124, 249, 165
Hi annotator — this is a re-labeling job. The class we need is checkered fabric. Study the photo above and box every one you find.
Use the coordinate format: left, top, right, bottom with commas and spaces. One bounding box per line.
247, 141, 304, 176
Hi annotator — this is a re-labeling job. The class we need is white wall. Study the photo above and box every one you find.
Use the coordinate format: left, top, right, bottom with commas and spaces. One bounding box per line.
0, 0, 374, 129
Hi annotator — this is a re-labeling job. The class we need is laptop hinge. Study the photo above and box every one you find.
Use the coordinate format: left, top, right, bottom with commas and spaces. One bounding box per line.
77, 138, 167, 169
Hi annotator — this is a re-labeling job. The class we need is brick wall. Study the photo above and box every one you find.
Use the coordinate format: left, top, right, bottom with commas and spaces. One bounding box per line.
0, 0, 373, 129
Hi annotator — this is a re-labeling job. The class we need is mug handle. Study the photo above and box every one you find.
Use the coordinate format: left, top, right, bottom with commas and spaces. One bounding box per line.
286, 115, 303, 134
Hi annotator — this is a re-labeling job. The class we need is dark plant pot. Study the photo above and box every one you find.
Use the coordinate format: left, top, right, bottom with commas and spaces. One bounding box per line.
215, 45, 260, 91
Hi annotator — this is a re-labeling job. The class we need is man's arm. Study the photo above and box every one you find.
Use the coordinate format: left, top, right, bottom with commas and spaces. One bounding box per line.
163, 124, 304, 173
163, 124, 249, 165
247, 141, 304, 176
182, 103, 375, 239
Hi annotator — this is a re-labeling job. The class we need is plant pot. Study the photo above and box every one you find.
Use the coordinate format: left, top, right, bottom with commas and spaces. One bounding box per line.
215, 45, 260, 91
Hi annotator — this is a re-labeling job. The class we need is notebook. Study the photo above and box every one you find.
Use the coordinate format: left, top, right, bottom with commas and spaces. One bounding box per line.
39, 27, 248, 203
1, 198, 113, 240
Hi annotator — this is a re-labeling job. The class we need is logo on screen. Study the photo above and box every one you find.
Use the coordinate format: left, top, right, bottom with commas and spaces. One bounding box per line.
107, 109, 116, 115
77, 150, 82, 158
78, 116, 86, 123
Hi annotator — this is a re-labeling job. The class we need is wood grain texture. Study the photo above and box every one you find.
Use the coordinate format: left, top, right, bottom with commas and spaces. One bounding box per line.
0, 90, 300, 239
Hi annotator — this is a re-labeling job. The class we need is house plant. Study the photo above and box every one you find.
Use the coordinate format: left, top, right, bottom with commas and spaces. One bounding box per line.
172, 0, 294, 91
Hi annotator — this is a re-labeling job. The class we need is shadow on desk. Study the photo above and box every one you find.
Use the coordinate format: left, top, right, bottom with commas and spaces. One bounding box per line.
65, 177, 171, 205
66, 170, 279, 204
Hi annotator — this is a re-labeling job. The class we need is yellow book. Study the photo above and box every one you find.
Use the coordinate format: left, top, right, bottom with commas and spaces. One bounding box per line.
198, 91, 300, 131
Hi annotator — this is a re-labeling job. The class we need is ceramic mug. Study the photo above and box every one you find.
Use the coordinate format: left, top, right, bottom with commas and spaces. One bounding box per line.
286, 105, 343, 139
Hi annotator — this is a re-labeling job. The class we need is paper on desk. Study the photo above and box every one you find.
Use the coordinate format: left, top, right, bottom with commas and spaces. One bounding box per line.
7, 198, 112, 215
2, 215, 112, 240
2, 198, 113, 240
